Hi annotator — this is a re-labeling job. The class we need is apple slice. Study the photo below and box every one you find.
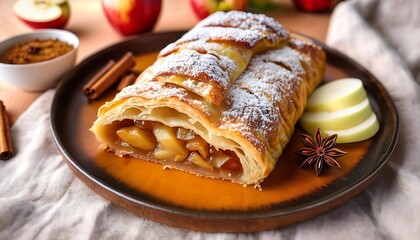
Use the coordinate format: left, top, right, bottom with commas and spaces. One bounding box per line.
300, 78, 380, 143
323, 113, 380, 143
209, 149, 231, 168
187, 152, 213, 171
176, 127, 195, 141
300, 98, 373, 134
307, 78, 367, 112
13, 0, 70, 29
116, 126, 157, 151
186, 135, 209, 159
153, 124, 188, 162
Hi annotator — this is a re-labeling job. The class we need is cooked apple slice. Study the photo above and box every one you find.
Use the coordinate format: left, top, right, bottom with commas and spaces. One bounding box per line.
176, 127, 195, 141
323, 113, 380, 143
307, 78, 367, 112
186, 135, 209, 159
154, 148, 182, 162
187, 152, 213, 171
209, 149, 231, 168
300, 98, 373, 134
221, 158, 242, 172
153, 124, 188, 162
116, 126, 156, 151
209, 149, 242, 171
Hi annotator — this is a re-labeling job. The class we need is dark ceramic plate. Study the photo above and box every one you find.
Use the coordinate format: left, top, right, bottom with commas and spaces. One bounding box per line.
50, 31, 398, 232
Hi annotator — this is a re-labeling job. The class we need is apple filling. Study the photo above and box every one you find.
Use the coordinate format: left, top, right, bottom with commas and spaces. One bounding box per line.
115, 120, 243, 174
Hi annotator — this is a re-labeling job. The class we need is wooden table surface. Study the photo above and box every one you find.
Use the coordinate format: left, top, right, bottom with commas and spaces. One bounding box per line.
0, 0, 331, 125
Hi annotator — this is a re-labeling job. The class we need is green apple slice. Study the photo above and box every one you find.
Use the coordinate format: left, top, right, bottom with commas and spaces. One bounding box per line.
300, 98, 373, 133
322, 113, 380, 143
307, 78, 367, 112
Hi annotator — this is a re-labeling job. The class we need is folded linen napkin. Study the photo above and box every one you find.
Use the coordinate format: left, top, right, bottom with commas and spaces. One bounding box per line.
1, 0, 419, 239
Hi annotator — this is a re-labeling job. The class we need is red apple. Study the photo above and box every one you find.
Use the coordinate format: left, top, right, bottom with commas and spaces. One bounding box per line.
189, 0, 248, 20
13, 0, 70, 29
292, 0, 333, 12
101, 0, 161, 36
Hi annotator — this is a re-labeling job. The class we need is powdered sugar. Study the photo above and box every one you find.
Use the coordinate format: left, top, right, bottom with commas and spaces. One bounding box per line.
117, 81, 187, 101
198, 11, 288, 44
152, 49, 237, 91
220, 86, 279, 150
256, 47, 306, 77
159, 11, 289, 56
184, 27, 263, 48
159, 40, 215, 57
182, 78, 213, 96
219, 47, 307, 147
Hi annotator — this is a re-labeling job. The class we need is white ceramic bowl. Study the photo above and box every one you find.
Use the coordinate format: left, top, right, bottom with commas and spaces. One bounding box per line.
0, 29, 79, 91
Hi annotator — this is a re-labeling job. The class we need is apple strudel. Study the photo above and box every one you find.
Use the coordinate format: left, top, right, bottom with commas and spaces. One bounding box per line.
91, 11, 326, 186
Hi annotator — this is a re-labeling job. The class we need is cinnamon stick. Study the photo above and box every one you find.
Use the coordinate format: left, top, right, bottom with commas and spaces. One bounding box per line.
0, 100, 14, 160
84, 52, 136, 100
83, 59, 116, 96
116, 72, 139, 91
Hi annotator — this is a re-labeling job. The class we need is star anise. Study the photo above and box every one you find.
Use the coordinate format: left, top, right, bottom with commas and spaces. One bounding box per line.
295, 128, 347, 176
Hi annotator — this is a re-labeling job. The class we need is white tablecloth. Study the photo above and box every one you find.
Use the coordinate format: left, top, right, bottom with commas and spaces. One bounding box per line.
1, 0, 419, 239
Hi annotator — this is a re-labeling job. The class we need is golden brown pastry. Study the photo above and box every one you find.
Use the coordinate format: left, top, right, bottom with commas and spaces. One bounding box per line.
91, 11, 326, 186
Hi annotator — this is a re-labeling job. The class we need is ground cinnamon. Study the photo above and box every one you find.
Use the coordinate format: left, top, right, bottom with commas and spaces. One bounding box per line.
0, 100, 14, 160
83, 52, 136, 99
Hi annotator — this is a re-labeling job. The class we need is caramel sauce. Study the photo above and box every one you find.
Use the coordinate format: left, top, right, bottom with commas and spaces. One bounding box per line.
80, 52, 371, 211
133, 52, 157, 71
